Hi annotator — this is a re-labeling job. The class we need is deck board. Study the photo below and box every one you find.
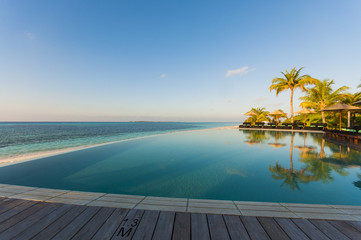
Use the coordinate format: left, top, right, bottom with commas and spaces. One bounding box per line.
132, 210, 159, 240
0, 202, 47, 233
207, 214, 230, 240
241, 216, 270, 240
72, 207, 115, 240
224, 215, 251, 240
258, 217, 290, 240
172, 212, 191, 240
0, 198, 359, 240
292, 218, 330, 240
347, 221, 361, 233
191, 213, 210, 240
0, 200, 37, 224
0, 198, 24, 215
275, 218, 310, 240
309, 219, 350, 240
32, 204, 88, 240
152, 211, 175, 240
91, 208, 129, 240
0, 202, 62, 240
111, 209, 145, 240
52, 206, 101, 240
328, 220, 361, 239
14, 203, 73, 240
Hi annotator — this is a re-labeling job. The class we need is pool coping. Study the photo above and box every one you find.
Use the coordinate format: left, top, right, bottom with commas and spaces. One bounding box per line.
1, 183, 361, 221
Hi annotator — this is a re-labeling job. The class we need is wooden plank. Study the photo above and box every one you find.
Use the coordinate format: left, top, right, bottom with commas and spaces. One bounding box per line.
91, 208, 130, 240
52, 206, 101, 240
207, 214, 230, 240
258, 217, 290, 240
172, 212, 191, 240
0, 202, 62, 240
275, 218, 310, 240
71, 207, 115, 240
0, 198, 25, 215
328, 220, 361, 239
12, 203, 73, 240
347, 221, 361, 233
310, 219, 349, 240
241, 216, 270, 240
132, 210, 160, 240
0, 202, 46, 233
0, 200, 37, 224
292, 218, 329, 240
32, 204, 87, 240
111, 209, 145, 240
191, 213, 210, 240
224, 215, 250, 240
152, 211, 175, 240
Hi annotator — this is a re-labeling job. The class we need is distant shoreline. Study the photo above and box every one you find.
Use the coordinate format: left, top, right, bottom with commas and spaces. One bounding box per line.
0, 126, 238, 166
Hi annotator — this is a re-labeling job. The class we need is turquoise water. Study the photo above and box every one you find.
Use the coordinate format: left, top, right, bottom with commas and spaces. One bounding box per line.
1, 129, 361, 205
0, 122, 235, 158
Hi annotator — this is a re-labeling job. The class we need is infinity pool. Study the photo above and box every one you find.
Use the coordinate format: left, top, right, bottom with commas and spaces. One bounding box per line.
1, 129, 361, 205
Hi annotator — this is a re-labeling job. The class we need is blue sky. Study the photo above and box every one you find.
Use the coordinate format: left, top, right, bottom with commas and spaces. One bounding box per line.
1, 0, 361, 122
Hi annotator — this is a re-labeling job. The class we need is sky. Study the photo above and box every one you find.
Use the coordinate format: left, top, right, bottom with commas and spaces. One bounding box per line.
1, 0, 361, 122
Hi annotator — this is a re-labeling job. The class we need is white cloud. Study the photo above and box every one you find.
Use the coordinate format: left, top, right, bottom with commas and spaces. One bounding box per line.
225, 66, 254, 78
25, 32, 36, 40
160, 73, 167, 78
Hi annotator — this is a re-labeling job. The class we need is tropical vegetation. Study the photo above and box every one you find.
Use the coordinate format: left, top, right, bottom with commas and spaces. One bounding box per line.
299, 79, 349, 123
244, 67, 361, 129
269, 67, 318, 123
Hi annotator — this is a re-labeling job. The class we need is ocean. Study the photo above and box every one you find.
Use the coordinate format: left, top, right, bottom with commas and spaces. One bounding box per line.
0, 122, 236, 159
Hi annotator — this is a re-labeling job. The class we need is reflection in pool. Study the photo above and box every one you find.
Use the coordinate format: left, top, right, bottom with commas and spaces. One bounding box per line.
0, 129, 361, 205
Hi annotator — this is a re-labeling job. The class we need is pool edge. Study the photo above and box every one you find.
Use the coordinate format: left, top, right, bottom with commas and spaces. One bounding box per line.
1, 183, 360, 221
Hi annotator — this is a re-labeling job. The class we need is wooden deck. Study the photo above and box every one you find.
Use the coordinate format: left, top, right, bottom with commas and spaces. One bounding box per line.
1, 197, 361, 240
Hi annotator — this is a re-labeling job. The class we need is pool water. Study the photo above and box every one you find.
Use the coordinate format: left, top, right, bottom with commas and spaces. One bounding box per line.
1, 129, 361, 205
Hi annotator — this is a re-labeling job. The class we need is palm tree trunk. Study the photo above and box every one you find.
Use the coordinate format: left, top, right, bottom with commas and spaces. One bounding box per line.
290, 88, 294, 124
319, 139, 325, 158
321, 111, 326, 123
290, 132, 294, 172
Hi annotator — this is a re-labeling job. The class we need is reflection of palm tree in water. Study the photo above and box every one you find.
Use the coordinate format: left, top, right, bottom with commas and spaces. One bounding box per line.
243, 130, 269, 145
269, 132, 316, 190
319, 139, 326, 159
267, 131, 286, 148
294, 132, 315, 153
299, 151, 348, 183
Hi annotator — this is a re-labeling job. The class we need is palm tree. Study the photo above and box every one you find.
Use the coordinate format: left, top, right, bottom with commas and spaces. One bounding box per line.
246, 107, 271, 123
300, 79, 349, 123
342, 92, 361, 105
270, 67, 317, 123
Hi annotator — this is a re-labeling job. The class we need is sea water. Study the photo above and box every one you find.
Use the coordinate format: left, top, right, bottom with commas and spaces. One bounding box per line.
0, 122, 235, 159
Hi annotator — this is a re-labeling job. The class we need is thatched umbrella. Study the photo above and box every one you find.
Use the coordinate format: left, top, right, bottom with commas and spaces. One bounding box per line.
321, 103, 361, 130
245, 111, 257, 116
269, 110, 286, 124
295, 109, 316, 127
